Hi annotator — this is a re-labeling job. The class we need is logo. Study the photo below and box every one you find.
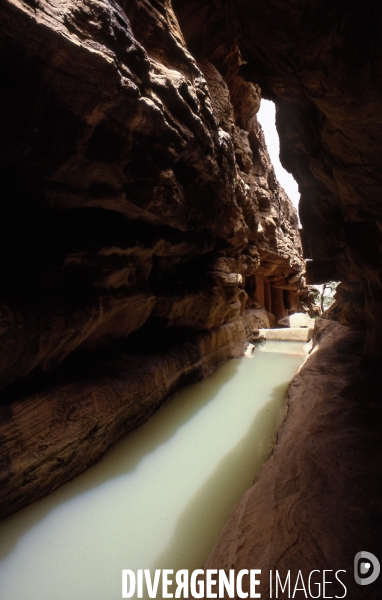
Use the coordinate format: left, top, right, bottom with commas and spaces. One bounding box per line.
354, 551, 380, 585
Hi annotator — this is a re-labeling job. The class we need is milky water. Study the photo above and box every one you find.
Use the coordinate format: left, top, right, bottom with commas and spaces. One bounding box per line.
0, 341, 306, 600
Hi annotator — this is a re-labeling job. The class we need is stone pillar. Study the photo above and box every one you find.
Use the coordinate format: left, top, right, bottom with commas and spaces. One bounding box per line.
254, 275, 265, 306
271, 287, 286, 324
286, 290, 299, 313
245, 275, 256, 299
264, 280, 272, 313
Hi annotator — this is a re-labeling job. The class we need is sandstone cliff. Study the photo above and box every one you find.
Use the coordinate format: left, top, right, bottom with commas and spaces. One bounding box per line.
0, 0, 303, 516
213, 0, 382, 361
1, 1, 382, 597
185, 2, 382, 594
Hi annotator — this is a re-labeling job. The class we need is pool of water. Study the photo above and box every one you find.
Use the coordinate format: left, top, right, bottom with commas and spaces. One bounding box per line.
0, 341, 306, 600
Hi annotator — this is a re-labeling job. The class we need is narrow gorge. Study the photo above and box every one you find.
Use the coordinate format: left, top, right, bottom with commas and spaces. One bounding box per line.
0, 0, 381, 598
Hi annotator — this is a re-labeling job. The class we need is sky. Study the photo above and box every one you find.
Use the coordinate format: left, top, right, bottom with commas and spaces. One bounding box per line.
257, 99, 300, 212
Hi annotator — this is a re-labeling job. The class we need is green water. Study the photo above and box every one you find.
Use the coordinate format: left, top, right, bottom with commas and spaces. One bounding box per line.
0, 341, 306, 600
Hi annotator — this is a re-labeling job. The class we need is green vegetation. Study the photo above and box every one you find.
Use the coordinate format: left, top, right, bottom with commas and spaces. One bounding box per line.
311, 282, 339, 313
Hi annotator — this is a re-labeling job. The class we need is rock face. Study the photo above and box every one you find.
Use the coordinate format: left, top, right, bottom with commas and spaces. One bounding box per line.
179, 2, 382, 595
212, 0, 382, 360
0, 0, 303, 514
1, 0, 382, 596
0, 311, 261, 520
204, 320, 382, 599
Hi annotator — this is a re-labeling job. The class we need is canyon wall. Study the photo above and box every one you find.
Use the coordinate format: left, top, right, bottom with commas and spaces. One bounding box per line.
0, 0, 303, 516
188, 2, 381, 595
214, 0, 382, 360
1, 0, 382, 595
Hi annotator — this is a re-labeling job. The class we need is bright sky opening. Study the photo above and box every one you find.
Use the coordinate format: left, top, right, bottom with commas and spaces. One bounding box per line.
257, 99, 300, 212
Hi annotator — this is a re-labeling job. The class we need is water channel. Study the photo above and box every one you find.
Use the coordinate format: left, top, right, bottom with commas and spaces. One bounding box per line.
0, 340, 307, 600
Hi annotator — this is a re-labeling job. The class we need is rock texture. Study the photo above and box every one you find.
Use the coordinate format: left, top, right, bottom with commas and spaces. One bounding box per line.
0, 311, 264, 520
174, 0, 305, 326
210, 0, 382, 359
0, 0, 303, 514
204, 320, 382, 599
171, 2, 382, 595
1, 1, 382, 595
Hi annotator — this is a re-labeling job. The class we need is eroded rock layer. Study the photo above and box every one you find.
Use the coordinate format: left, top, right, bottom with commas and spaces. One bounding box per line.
0, 310, 265, 520
0, 0, 303, 513
210, 0, 382, 359
177, 2, 382, 593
